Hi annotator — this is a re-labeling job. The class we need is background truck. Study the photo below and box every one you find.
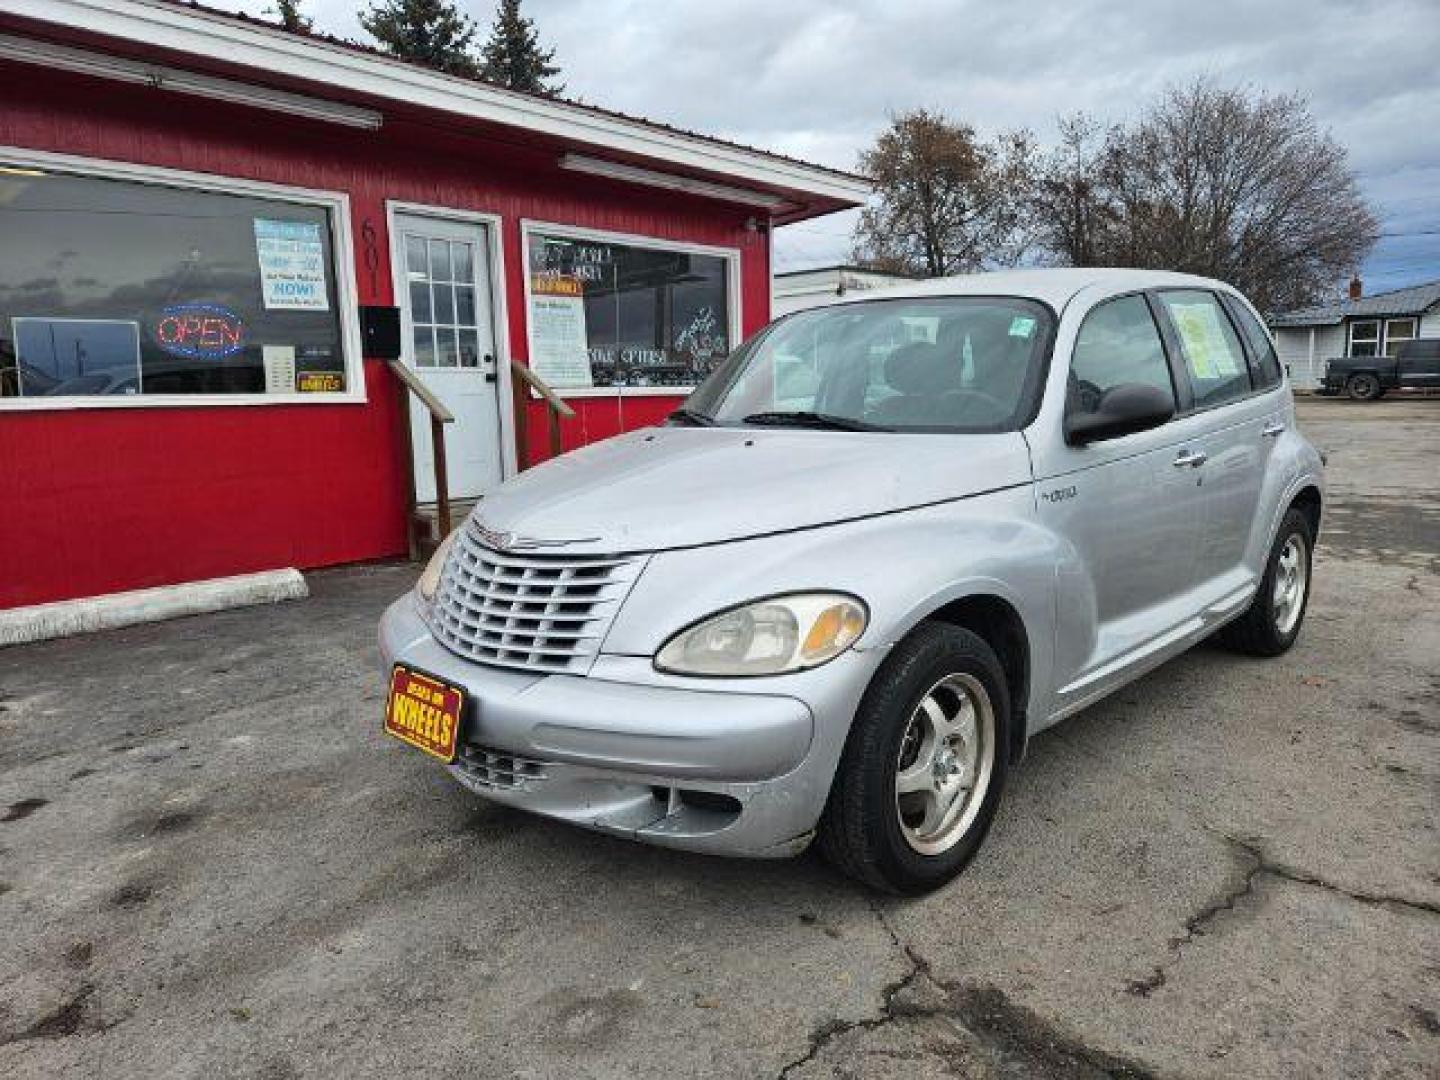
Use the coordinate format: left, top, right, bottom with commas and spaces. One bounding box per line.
1320, 339, 1440, 399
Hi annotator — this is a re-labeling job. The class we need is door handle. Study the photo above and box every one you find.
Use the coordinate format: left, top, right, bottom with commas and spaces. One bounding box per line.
1173, 450, 1208, 469
1262, 421, 1285, 438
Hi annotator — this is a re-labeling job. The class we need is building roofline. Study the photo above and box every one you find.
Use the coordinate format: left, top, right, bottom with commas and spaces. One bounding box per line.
1270, 277, 1440, 327
0, 0, 870, 217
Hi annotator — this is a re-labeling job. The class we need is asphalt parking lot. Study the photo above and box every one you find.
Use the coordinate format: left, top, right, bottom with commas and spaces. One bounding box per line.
1, 397, 1436, 1079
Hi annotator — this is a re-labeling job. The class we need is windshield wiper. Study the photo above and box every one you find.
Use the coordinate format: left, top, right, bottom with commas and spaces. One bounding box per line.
667, 407, 716, 427
741, 410, 891, 432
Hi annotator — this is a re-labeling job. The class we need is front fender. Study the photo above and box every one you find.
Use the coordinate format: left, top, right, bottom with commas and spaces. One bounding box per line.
601, 487, 1058, 720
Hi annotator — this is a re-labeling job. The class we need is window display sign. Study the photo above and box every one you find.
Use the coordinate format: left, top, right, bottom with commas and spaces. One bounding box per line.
528, 273, 593, 388
154, 303, 246, 360
526, 231, 732, 390
254, 219, 330, 311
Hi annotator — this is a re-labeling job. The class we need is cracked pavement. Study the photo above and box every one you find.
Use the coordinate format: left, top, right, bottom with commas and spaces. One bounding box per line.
1, 398, 1437, 1078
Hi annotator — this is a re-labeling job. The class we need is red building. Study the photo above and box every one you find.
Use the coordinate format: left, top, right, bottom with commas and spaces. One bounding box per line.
0, 0, 865, 611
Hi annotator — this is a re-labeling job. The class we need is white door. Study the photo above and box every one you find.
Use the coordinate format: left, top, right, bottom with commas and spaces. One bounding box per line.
393, 212, 504, 502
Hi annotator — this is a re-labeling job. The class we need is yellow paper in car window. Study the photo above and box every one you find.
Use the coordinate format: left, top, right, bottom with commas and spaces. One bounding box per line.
1171, 303, 1240, 379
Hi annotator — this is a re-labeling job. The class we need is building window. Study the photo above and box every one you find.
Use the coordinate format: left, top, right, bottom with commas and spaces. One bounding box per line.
1384, 317, 1418, 357
0, 159, 354, 404
1348, 320, 1381, 357
524, 226, 735, 392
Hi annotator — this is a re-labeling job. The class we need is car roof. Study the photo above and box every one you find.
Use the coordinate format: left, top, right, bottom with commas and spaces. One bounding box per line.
828, 267, 1238, 311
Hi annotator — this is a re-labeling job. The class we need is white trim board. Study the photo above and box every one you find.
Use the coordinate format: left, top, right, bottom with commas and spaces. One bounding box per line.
0, 569, 309, 647
518, 219, 743, 399
0, 145, 367, 412
5, 0, 869, 212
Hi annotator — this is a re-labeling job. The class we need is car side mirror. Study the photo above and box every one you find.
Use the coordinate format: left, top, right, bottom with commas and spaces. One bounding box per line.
1065, 383, 1175, 445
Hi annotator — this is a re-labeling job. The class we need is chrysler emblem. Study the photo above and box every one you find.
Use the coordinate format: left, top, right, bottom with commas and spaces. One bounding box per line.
470, 521, 599, 551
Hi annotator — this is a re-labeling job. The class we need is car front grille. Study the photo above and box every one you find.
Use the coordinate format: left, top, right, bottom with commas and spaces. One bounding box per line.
453, 743, 549, 791
428, 520, 646, 675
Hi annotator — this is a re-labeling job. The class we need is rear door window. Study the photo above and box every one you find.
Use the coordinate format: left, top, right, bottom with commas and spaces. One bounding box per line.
1222, 296, 1284, 390
1068, 294, 1177, 418
1156, 290, 1253, 409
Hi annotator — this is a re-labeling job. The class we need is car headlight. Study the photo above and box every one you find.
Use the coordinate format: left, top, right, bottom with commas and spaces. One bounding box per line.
417, 529, 458, 601
655, 593, 867, 676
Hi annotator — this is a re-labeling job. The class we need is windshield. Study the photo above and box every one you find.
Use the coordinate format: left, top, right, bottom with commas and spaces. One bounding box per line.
683, 297, 1054, 433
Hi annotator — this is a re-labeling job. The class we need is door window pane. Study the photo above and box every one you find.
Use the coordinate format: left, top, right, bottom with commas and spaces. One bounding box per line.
1068, 294, 1176, 418
0, 165, 348, 400
406, 236, 428, 275
452, 242, 473, 283
526, 231, 732, 389
455, 286, 477, 328
1157, 290, 1253, 408
459, 329, 482, 368
437, 328, 459, 368
429, 240, 451, 284
1223, 296, 1283, 389
409, 281, 432, 325
432, 283, 455, 327
412, 325, 436, 368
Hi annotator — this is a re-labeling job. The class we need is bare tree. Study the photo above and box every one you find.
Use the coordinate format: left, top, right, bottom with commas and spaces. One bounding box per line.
1031, 82, 1377, 311
852, 110, 1035, 277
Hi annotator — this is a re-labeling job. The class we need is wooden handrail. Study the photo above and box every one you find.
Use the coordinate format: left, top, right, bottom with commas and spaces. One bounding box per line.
387, 359, 455, 550
509, 360, 576, 419
387, 359, 454, 422
510, 360, 575, 469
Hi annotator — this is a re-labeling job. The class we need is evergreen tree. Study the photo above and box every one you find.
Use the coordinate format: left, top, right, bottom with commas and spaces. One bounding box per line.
268, 0, 313, 33
360, 0, 482, 78
480, 0, 563, 97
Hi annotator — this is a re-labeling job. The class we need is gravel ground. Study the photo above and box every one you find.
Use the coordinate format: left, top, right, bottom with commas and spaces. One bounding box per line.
0, 396, 1436, 1079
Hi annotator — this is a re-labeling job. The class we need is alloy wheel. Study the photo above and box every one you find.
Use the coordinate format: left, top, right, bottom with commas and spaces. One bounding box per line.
894, 672, 995, 856
1273, 533, 1309, 636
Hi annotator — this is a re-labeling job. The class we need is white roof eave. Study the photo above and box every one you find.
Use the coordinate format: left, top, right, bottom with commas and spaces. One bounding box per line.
2, 0, 870, 209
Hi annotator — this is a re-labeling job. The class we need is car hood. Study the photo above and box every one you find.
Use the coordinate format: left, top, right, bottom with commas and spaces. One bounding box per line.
475, 426, 1033, 554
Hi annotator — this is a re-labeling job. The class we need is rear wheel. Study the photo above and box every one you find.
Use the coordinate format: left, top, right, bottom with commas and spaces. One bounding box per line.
1346, 373, 1382, 401
1218, 507, 1314, 656
818, 623, 1010, 894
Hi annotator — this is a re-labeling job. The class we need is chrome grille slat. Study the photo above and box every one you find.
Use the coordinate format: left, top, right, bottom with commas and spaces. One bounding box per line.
428, 525, 646, 675
454, 743, 550, 790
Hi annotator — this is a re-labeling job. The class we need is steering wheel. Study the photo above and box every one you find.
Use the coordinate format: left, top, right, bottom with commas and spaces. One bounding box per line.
938, 387, 1010, 421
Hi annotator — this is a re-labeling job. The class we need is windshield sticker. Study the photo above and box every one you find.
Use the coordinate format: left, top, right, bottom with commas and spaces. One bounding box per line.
1008, 316, 1037, 338
1170, 302, 1240, 379
154, 303, 245, 360
254, 218, 330, 311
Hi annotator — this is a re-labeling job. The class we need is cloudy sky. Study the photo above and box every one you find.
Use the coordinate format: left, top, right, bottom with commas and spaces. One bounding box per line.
217, 0, 1439, 293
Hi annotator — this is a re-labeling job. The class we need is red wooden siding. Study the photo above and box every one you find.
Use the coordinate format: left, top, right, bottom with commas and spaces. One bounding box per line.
0, 65, 772, 608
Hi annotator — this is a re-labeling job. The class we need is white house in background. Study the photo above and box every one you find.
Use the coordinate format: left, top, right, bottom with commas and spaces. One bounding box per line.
773, 265, 919, 316
1269, 277, 1440, 390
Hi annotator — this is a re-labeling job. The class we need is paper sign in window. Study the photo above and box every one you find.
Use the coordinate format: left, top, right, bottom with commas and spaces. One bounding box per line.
1170, 302, 1240, 379
254, 219, 330, 312
529, 274, 594, 389
262, 344, 296, 393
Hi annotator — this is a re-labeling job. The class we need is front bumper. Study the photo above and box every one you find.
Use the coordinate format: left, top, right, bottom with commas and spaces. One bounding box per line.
379, 593, 879, 857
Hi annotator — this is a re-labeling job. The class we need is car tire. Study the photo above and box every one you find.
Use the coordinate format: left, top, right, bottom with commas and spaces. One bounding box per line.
1218, 507, 1314, 657
1346, 373, 1381, 401
817, 622, 1010, 895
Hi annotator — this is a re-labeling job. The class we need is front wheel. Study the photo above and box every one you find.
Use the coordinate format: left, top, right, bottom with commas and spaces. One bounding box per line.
817, 623, 1010, 894
1218, 507, 1314, 656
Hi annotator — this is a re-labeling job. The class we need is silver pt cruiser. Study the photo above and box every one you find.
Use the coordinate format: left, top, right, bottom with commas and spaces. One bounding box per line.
380, 268, 1324, 894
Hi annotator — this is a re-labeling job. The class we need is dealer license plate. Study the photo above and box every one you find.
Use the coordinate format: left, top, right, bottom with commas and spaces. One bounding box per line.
384, 665, 464, 763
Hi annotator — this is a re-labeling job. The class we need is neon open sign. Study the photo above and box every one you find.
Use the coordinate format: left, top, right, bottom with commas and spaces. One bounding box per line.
154, 303, 245, 359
